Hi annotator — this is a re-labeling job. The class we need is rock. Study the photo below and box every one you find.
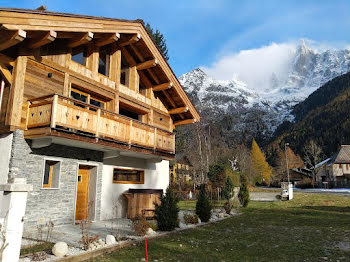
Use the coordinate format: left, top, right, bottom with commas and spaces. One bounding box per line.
52, 242, 68, 258
179, 222, 187, 229
141, 258, 146, 262
88, 243, 95, 250
198, 218, 201, 224
98, 239, 105, 245
106, 234, 117, 245
146, 227, 157, 236
216, 212, 225, 218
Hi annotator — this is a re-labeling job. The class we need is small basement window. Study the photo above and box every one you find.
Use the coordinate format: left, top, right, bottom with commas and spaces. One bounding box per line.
113, 168, 144, 184
42, 160, 60, 189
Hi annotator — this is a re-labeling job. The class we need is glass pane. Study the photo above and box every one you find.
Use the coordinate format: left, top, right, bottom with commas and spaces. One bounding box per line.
113, 169, 142, 182
43, 162, 51, 185
71, 90, 87, 103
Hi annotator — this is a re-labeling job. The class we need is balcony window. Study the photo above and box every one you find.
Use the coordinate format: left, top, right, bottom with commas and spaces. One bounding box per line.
70, 87, 106, 111
99, 47, 110, 77
112, 168, 144, 184
42, 160, 60, 189
72, 47, 87, 66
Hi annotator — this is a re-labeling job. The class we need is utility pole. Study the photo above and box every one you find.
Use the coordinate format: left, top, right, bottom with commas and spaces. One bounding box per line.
285, 143, 290, 184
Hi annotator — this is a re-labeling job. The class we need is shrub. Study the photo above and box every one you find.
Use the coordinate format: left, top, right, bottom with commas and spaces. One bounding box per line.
183, 213, 199, 224
195, 185, 212, 222
155, 187, 179, 231
223, 201, 233, 214
222, 176, 234, 200
132, 215, 149, 236
238, 175, 250, 207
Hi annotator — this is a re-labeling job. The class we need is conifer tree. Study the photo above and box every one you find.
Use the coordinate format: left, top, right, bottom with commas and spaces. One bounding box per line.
145, 23, 169, 61
251, 138, 273, 185
195, 185, 212, 222
238, 175, 250, 207
155, 187, 179, 231
222, 176, 234, 200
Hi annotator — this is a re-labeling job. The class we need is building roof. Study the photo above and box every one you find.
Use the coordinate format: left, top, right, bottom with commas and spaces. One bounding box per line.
316, 145, 350, 168
0, 7, 200, 124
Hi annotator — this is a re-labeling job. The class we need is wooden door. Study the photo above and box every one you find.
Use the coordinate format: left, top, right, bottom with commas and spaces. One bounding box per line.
75, 167, 90, 221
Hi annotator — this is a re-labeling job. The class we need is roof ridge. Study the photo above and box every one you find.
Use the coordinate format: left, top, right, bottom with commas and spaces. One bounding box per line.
0, 7, 142, 23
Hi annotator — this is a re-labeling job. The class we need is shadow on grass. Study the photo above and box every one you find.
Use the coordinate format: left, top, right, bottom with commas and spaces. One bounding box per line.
302, 205, 350, 213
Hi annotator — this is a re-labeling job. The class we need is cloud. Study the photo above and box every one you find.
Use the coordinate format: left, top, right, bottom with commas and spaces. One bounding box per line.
201, 42, 297, 93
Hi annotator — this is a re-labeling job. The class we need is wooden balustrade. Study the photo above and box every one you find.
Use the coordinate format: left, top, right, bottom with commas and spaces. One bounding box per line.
26, 94, 175, 153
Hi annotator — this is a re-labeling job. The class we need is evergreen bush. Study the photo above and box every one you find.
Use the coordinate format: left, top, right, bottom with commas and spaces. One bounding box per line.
195, 185, 212, 222
238, 175, 250, 207
222, 176, 234, 200
154, 187, 179, 231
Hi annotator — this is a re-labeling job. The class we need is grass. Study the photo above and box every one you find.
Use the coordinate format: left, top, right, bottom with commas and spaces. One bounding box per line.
88, 193, 350, 262
20, 242, 54, 256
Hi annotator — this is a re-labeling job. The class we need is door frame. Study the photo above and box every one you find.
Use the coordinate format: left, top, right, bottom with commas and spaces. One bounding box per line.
74, 163, 99, 224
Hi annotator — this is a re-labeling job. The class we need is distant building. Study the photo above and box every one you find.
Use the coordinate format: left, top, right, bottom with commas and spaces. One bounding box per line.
169, 156, 193, 184
316, 145, 350, 187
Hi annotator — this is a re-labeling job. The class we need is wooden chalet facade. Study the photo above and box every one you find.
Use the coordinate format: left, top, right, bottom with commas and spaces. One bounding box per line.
0, 8, 199, 226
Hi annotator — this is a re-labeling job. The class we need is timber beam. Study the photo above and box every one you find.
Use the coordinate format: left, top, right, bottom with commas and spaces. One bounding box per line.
119, 34, 141, 47
169, 106, 188, 115
152, 82, 173, 92
68, 32, 94, 48
28, 30, 57, 49
0, 63, 12, 84
0, 30, 27, 51
0, 53, 15, 66
136, 59, 158, 70
174, 119, 196, 126
95, 33, 120, 47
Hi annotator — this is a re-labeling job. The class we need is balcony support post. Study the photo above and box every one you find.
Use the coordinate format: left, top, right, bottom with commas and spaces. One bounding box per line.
50, 94, 58, 128
154, 128, 157, 151
95, 108, 101, 137
128, 120, 132, 145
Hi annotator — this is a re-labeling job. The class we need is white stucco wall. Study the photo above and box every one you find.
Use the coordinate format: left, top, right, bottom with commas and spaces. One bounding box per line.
100, 156, 169, 220
0, 133, 13, 184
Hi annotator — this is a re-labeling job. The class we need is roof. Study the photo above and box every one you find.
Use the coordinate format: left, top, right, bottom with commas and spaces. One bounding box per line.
315, 145, 350, 168
0, 7, 200, 123
333, 145, 350, 164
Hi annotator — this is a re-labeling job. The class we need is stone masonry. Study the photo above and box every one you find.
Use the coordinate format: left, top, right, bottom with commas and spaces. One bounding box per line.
8, 130, 104, 227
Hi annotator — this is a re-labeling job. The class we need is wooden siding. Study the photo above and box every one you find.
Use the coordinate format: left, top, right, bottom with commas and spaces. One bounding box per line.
25, 94, 175, 153
24, 59, 65, 99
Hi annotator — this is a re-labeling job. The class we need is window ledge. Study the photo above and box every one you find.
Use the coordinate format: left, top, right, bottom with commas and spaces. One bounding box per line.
40, 187, 60, 190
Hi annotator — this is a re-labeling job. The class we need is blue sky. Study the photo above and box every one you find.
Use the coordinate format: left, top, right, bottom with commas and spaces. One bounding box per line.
2, 0, 350, 77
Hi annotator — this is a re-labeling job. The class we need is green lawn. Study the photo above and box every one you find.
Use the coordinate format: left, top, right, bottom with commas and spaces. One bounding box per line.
89, 193, 350, 262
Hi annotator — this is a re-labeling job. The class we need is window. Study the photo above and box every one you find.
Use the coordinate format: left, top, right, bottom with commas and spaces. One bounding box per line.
98, 47, 110, 76
42, 160, 60, 188
70, 87, 107, 111
112, 168, 144, 184
119, 107, 139, 120
72, 47, 87, 66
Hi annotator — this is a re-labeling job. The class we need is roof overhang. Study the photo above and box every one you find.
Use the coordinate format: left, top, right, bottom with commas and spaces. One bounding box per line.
0, 7, 200, 124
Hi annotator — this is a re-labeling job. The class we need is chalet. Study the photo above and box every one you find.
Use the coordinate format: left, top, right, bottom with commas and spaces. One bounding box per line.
316, 145, 350, 187
169, 156, 194, 184
0, 8, 199, 227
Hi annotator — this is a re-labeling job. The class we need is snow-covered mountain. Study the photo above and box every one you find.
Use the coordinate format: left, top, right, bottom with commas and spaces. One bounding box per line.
179, 42, 350, 135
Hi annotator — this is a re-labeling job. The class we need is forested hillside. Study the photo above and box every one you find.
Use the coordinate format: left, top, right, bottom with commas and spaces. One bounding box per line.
272, 71, 350, 158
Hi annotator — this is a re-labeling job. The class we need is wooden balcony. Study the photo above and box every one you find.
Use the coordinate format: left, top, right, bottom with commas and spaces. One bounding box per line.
24, 94, 175, 155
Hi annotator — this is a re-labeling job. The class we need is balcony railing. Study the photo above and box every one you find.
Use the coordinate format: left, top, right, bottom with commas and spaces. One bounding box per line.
25, 94, 175, 153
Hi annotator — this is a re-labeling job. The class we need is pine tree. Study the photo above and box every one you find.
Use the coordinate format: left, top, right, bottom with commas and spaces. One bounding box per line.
155, 187, 179, 231
145, 23, 169, 61
208, 164, 226, 189
222, 176, 234, 200
195, 185, 212, 222
238, 175, 250, 207
251, 138, 273, 185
